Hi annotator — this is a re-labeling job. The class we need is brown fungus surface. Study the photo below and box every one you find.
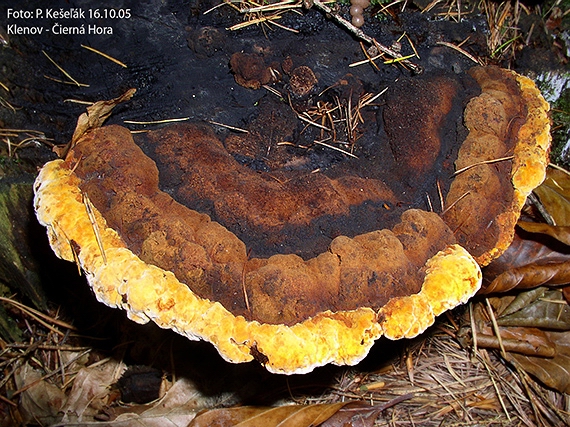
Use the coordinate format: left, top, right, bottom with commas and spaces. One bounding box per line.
62, 124, 457, 326
288, 66, 318, 97
33, 66, 550, 374
442, 67, 551, 265
230, 52, 276, 90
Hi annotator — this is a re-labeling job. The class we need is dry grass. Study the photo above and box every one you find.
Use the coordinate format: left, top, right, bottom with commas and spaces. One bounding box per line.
2, 298, 567, 426
208, 0, 303, 33
218, 0, 569, 69
285, 88, 385, 158
0, 298, 86, 409
481, 0, 525, 61
299, 320, 569, 426
0, 129, 53, 158
438, 0, 569, 65
217, 0, 422, 72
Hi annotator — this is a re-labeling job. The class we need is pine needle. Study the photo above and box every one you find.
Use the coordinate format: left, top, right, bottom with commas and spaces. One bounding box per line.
81, 44, 127, 68
42, 50, 87, 87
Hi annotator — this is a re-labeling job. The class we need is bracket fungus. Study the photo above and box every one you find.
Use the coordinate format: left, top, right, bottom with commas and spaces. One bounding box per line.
34, 66, 550, 374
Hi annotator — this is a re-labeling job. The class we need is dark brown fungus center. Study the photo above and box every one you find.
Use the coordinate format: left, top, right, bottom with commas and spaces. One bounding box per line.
33, 65, 551, 372
64, 70, 483, 325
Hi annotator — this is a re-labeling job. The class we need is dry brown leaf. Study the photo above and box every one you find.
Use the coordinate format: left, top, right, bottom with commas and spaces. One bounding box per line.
71, 88, 136, 145
508, 330, 570, 394
476, 323, 556, 358
475, 329, 556, 357
188, 402, 349, 427
61, 358, 126, 423
187, 400, 396, 427
14, 363, 67, 426
54, 88, 136, 157
496, 289, 570, 330
492, 287, 544, 316
481, 232, 570, 294
518, 221, 570, 246
533, 168, 570, 226
484, 261, 570, 294
103, 377, 218, 427
320, 401, 391, 427
466, 289, 570, 394
481, 167, 570, 294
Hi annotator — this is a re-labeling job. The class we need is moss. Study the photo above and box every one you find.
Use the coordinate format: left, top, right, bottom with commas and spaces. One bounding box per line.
550, 87, 570, 168
0, 176, 48, 313
0, 284, 23, 342
534, 69, 570, 168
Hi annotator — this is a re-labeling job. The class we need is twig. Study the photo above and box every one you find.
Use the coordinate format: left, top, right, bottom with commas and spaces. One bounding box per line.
11, 349, 91, 398
0, 394, 17, 407
263, 84, 284, 97
358, 41, 381, 70
298, 113, 332, 131
241, 1, 300, 14
430, 373, 473, 421
384, 54, 417, 64
241, 265, 250, 312
228, 14, 284, 30
436, 180, 444, 212
0, 128, 45, 135
310, 0, 422, 73
267, 19, 301, 33
0, 95, 17, 112
477, 351, 512, 423
0, 296, 76, 332
426, 193, 433, 212
548, 162, 570, 176
469, 303, 478, 355
485, 298, 506, 359
441, 191, 470, 215
436, 41, 483, 65
64, 99, 95, 105
527, 192, 556, 226
43, 74, 90, 87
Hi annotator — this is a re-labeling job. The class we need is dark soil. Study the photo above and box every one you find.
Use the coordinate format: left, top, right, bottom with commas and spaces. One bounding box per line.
0, 0, 565, 162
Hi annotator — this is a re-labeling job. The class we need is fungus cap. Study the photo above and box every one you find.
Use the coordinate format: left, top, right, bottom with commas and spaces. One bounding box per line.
442, 67, 551, 265
34, 66, 549, 374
